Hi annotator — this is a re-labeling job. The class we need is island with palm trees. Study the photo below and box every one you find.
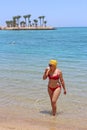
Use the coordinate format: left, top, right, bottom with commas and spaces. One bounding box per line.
1, 14, 55, 30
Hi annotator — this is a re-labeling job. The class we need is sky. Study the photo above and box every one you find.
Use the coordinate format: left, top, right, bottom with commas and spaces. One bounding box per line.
0, 0, 87, 27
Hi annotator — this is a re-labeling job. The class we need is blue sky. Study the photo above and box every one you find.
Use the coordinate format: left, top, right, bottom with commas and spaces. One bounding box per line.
0, 0, 87, 27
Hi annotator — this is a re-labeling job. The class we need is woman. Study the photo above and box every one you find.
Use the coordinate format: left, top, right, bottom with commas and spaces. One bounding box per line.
43, 59, 66, 116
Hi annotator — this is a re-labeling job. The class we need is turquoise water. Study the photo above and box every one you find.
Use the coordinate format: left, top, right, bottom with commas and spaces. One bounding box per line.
0, 28, 87, 127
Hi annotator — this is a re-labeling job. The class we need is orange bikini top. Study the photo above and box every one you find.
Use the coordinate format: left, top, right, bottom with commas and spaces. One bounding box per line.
48, 74, 59, 80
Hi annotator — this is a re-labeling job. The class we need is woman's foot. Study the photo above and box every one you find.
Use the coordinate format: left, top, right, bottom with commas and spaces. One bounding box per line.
52, 109, 56, 116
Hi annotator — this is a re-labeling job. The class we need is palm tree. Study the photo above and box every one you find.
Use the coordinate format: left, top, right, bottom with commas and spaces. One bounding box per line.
9, 20, 13, 27
23, 15, 27, 26
29, 20, 31, 26
44, 21, 47, 27
5, 14, 48, 29
32, 23, 34, 27
16, 15, 21, 27
33, 19, 38, 27
27, 14, 31, 26
42, 16, 45, 26
38, 16, 42, 26
6, 20, 13, 27
20, 21, 26, 27
6, 21, 10, 27
13, 16, 17, 27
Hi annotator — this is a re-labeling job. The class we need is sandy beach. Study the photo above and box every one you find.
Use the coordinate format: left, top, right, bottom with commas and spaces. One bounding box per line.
0, 117, 87, 130
0, 26, 56, 30
0, 107, 87, 130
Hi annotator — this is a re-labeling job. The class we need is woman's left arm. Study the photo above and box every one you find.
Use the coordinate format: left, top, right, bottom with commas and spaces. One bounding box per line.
59, 71, 66, 94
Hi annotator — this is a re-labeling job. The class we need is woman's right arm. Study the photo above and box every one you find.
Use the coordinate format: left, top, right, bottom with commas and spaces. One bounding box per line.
43, 67, 50, 80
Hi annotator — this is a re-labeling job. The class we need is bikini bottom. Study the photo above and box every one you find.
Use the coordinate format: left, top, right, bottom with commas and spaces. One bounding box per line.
49, 85, 61, 92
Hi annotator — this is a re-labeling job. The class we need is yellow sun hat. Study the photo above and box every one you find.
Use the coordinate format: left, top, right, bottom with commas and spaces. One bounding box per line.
49, 59, 58, 66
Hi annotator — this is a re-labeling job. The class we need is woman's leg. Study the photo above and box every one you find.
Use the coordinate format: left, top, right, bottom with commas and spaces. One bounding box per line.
52, 88, 61, 115
48, 87, 61, 115
48, 87, 53, 112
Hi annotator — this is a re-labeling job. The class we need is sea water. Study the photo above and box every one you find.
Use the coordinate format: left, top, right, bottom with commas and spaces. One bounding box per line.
0, 27, 87, 128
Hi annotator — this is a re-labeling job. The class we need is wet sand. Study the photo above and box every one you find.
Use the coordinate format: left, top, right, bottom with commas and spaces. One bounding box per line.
0, 112, 87, 130
0, 120, 87, 130
0, 99, 87, 130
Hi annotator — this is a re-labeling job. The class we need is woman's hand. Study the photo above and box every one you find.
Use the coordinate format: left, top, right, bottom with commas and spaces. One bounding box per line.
45, 67, 50, 75
64, 89, 66, 95
43, 67, 50, 80
45, 67, 50, 71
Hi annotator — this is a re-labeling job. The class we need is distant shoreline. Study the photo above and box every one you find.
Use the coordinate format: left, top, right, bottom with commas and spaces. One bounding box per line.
0, 26, 56, 30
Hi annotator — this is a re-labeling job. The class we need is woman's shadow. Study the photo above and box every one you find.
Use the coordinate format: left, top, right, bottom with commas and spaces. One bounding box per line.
40, 110, 52, 115
40, 110, 64, 116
